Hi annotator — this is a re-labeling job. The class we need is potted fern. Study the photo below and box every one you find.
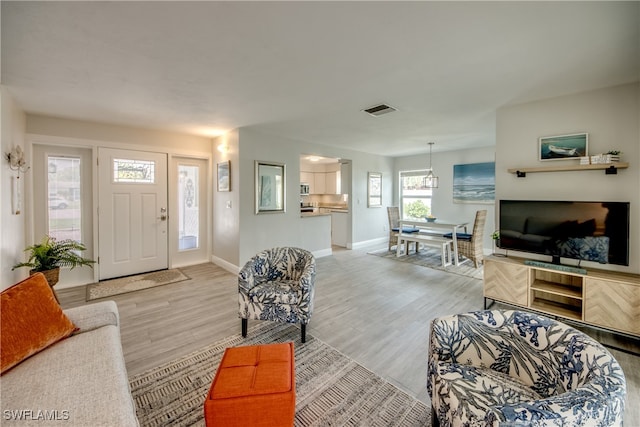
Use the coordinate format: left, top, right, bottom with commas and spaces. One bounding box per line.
12, 235, 95, 287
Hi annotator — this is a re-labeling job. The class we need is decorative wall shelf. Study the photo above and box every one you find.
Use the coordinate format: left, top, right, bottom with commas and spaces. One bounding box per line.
508, 162, 629, 177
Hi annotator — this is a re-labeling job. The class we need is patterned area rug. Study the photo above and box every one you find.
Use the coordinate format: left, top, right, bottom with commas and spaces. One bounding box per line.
129, 322, 430, 427
368, 247, 483, 280
86, 269, 190, 300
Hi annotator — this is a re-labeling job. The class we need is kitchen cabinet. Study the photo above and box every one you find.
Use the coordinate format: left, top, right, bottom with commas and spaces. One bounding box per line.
313, 173, 326, 194
300, 172, 313, 187
325, 171, 341, 194
331, 211, 348, 247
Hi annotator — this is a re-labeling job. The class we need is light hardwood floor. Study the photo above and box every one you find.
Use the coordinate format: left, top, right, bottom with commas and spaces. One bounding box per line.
57, 245, 640, 424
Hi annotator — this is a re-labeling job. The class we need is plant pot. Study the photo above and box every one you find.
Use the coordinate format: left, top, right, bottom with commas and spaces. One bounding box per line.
31, 267, 60, 287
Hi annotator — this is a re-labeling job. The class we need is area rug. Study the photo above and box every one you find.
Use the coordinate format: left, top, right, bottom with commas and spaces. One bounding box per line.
86, 269, 190, 300
368, 247, 483, 280
129, 322, 430, 427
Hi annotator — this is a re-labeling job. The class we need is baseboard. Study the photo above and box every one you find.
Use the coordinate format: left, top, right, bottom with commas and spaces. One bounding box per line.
211, 255, 240, 275
313, 248, 333, 258
350, 237, 387, 250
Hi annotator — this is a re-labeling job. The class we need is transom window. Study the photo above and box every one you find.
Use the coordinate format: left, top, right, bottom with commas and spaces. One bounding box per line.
113, 158, 155, 183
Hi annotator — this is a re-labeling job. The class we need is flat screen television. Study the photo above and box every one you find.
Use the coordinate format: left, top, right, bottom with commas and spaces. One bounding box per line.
498, 200, 630, 266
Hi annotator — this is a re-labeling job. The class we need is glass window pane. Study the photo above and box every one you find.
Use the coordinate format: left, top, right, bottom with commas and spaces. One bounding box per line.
178, 165, 199, 250
400, 171, 432, 219
48, 156, 82, 242
113, 158, 155, 183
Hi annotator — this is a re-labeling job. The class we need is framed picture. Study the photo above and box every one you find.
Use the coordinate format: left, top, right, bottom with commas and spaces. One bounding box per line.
453, 162, 495, 204
539, 133, 588, 161
217, 160, 230, 191
255, 161, 286, 214
367, 172, 382, 207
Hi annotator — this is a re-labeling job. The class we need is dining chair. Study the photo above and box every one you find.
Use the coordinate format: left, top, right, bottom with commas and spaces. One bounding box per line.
444, 210, 487, 268
387, 206, 419, 251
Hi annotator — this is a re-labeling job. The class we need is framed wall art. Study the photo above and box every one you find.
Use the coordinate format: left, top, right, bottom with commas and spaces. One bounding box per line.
255, 161, 286, 214
367, 172, 382, 207
453, 162, 495, 204
539, 133, 588, 161
217, 160, 230, 191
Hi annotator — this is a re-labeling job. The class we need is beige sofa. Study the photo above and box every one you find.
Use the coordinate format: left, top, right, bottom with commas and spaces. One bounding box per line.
1, 300, 139, 426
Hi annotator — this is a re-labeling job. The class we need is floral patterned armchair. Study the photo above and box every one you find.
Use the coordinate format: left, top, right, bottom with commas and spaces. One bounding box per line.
238, 247, 316, 343
428, 310, 626, 427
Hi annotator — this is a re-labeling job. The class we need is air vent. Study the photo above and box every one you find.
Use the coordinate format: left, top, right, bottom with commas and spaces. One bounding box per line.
362, 103, 397, 117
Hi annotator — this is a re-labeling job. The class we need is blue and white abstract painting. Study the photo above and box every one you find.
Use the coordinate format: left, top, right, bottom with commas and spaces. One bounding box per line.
453, 162, 495, 204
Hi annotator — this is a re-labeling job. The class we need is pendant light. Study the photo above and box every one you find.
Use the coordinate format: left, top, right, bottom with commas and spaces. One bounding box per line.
424, 142, 439, 188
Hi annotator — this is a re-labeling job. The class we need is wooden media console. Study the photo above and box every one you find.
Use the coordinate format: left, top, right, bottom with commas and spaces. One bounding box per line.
484, 255, 640, 338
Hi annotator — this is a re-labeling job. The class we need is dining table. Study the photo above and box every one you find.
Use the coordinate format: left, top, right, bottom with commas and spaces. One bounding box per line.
398, 219, 469, 266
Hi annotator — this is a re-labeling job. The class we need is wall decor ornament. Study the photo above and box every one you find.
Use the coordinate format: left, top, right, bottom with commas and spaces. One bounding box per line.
5, 145, 30, 173
217, 160, 230, 191
539, 133, 588, 161
255, 161, 286, 214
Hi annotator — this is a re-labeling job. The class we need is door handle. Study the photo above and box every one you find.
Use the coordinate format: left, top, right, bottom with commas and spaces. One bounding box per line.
157, 215, 167, 221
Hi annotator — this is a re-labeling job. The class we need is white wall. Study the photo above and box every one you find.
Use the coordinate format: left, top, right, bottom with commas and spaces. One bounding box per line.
1, 87, 28, 289
496, 82, 639, 274
26, 115, 212, 154
226, 128, 394, 267
212, 130, 241, 269
394, 146, 497, 252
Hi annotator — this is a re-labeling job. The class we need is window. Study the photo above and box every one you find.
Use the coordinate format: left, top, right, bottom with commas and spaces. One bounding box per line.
113, 158, 155, 183
399, 170, 433, 220
48, 156, 82, 242
178, 164, 199, 250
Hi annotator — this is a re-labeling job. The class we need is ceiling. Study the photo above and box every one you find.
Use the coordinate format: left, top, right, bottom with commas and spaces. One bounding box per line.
2, 1, 638, 157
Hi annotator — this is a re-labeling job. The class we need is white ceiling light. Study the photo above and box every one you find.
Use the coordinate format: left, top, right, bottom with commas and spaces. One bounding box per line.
424, 142, 439, 188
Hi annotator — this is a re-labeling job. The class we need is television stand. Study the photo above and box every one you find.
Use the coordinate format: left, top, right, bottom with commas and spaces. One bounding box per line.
483, 255, 640, 338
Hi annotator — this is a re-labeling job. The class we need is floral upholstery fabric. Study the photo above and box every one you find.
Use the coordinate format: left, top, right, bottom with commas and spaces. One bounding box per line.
428, 310, 626, 427
239, 247, 315, 326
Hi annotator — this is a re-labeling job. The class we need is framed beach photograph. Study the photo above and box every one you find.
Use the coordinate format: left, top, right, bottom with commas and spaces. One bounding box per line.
217, 160, 230, 191
539, 133, 588, 161
453, 162, 495, 204
255, 161, 286, 214
367, 172, 382, 207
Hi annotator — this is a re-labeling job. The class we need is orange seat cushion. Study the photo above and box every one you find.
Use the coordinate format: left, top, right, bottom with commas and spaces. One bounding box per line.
1, 273, 77, 374
204, 342, 295, 427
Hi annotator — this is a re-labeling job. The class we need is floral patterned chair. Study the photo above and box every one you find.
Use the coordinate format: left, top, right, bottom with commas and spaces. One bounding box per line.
428, 310, 626, 427
238, 247, 316, 343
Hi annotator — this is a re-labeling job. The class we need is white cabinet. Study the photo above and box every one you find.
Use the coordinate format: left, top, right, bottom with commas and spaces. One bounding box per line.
300, 172, 313, 186
325, 171, 341, 194
313, 173, 326, 194
331, 212, 348, 247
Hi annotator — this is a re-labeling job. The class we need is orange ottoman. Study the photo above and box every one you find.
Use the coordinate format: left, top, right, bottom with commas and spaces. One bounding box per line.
204, 342, 296, 427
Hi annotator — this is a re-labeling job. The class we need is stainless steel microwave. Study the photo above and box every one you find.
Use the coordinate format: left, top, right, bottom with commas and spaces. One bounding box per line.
300, 183, 310, 195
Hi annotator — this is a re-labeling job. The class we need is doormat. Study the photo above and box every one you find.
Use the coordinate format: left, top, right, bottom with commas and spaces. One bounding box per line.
129, 322, 430, 426
86, 269, 190, 301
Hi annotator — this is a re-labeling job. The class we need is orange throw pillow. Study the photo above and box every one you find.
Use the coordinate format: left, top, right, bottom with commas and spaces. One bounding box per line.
1, 273, 77, 374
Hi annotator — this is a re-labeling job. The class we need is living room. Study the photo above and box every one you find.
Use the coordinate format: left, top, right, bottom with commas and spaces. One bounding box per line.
2, 1, 639, 426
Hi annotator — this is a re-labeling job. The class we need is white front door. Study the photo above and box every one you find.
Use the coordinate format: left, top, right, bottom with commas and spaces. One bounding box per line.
98, 148, 168, 280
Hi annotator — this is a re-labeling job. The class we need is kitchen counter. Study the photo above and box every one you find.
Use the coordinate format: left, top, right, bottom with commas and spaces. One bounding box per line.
301, 212, 331, 218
